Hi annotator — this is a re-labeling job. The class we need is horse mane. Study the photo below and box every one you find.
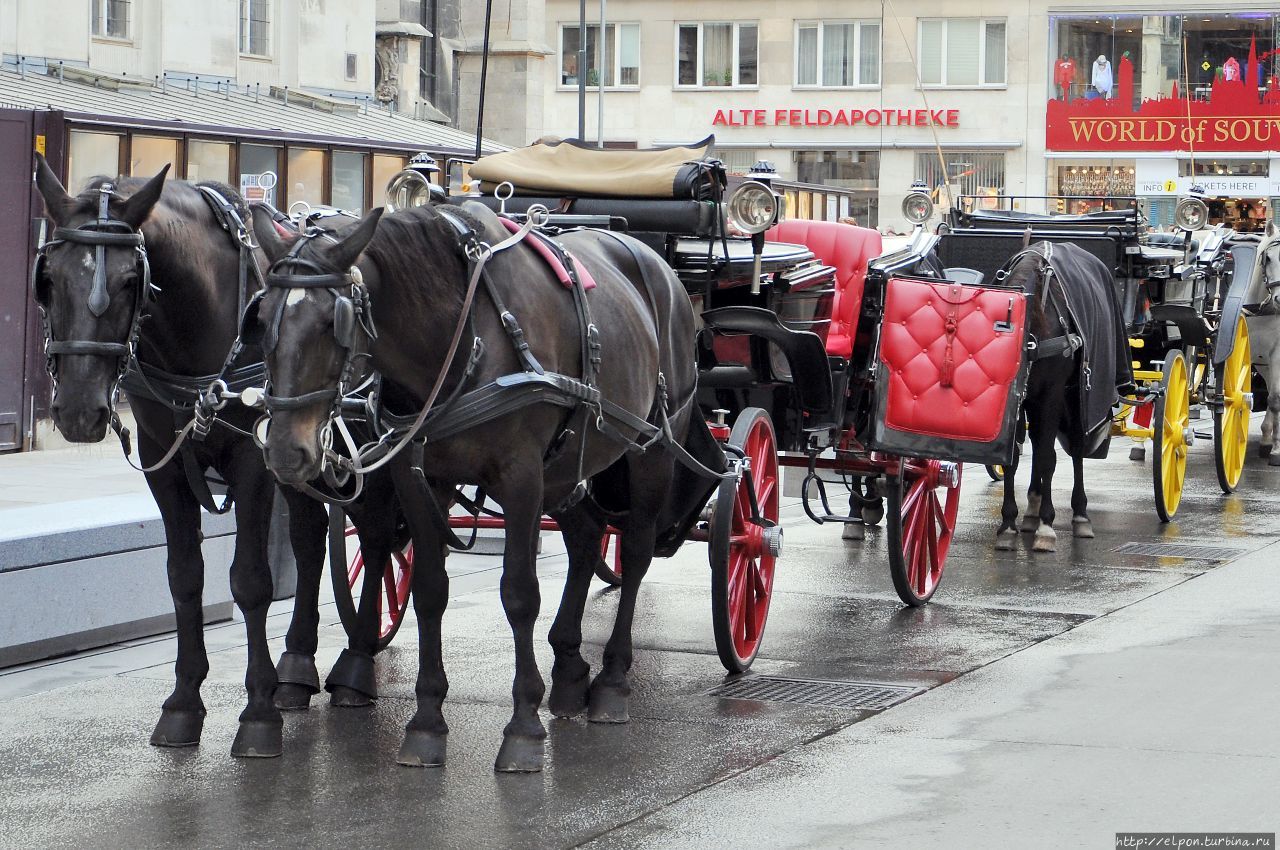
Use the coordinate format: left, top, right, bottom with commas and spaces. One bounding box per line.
361, 204, 473, 314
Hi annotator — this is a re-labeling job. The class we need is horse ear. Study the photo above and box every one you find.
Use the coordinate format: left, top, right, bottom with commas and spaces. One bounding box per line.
1267, 220, 1277, 238
119, 164, 170, 228
250, 204, 296, 265
33, 152, 77, 225
327, 208, 384, 271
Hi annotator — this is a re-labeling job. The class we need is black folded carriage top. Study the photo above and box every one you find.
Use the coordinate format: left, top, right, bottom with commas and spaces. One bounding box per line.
959, 207, 1139, 228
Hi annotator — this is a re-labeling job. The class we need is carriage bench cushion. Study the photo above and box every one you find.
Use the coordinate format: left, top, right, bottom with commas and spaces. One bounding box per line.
766, 219, 882, 359
870, 277, 1029, 465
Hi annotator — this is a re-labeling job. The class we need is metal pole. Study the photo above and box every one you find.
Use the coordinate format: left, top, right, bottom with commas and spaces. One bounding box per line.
475, 0, 493, 159
577, 0, 587, 139
597, 0, 606, 147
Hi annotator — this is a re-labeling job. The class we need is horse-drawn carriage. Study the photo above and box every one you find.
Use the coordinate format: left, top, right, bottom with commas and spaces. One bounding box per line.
907, 192, 1255, 522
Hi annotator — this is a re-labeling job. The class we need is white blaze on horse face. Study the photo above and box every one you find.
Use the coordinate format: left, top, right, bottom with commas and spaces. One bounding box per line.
286, 288, 307, 307
80, 251, 96, 272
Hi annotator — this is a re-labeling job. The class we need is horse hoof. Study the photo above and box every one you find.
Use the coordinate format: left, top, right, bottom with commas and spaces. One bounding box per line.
1130, 445, 1146, 462
150, 709, 205, 748
995, 529, 1018, 551
324, 648, 377, 702
1020, 515, 1039, 534
587, 686, 631, 724
1260, 443, 1272, 458
231, 720, 283, 758
1072, 517, 1095, 539
275, 651, 321, 694
329, 686, 374, 708
841, 522, 865, 541
396, 730, 447, 768
1269, 452, 1280, 468
861, 504, 884, 526
548, 677, 590, 719
1032, 524, 1057, 553
494, 735, 545, 773
274, 683, 314, 712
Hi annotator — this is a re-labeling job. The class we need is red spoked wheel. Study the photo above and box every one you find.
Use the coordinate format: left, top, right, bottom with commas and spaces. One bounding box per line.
710, 407, 780, 673
328, 506, 413, 652
884, 457, 962, 607
594, 530, 623, 586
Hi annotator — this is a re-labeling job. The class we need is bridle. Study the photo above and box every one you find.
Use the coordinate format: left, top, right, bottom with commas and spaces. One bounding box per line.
251, 228, 380, 492
31, 181, 153, 402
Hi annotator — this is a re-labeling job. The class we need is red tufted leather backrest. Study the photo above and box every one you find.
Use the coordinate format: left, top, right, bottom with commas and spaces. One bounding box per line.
878, 278, 1027, 442
766, 219, 882, 358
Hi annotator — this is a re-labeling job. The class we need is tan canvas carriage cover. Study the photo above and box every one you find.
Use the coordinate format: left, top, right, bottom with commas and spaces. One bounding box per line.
469, 136, 714, 198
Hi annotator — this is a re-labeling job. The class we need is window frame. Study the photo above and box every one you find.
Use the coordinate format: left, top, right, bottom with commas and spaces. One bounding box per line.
793, 19, 881, 89
673, 21, 760, 90
239, 0, 273, 59
91, 0, 132, 41
557, 22, 642, 90
917, 17, 1007, 89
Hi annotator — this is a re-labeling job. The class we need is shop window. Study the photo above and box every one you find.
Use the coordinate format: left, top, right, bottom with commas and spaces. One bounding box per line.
1051, 162, 1136, 212
918, 18, 1006, 87
331, 151, 367, 214
676, 22, 758, 88
130, 136, 179, 179
1179, 159, 1270, 178
91, 0, 130, 39
287, 148, 325, 210
372, 154, 410, 205
793, 150, 880, 226
239, 144, 280, 206
240, 0, 271, 57
718, 149, 759, 176
187, 141, 232, 184
796, 21, 880, 87
67, 131, 121, 192
560, 23, 641, 87
915, 152, 1006, 202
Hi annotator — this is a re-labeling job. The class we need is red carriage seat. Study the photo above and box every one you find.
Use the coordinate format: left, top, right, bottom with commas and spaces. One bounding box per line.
766, 219, 882, 359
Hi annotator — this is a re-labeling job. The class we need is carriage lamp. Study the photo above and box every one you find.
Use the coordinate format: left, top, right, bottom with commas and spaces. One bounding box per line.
727, 180, 780, 235
902, 181, 934, 225
385, 152, 446, 211
1174, 186, 1209, 232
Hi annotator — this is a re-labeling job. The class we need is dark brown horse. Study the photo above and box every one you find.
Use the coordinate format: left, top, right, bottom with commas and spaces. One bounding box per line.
996, 242, 1130, 551
250, 201, 707, 771
31, 156, 397, 756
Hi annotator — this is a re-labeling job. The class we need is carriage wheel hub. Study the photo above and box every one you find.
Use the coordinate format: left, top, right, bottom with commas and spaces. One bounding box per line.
762, 525, 783, 558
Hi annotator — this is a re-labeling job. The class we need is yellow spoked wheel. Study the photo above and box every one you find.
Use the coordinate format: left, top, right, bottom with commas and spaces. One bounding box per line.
1152, 350, 1189, 522
985, 465, 1004, 481
1213, 316, 1252, 494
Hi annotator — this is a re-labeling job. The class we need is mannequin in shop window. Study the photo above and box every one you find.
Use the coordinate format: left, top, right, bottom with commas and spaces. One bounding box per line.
1089, 55, 1113, 99
1223, 56, 1241, 82
1054, 55, 1077, 101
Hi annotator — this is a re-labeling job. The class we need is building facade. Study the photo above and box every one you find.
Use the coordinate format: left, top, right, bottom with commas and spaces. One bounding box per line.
539, 1, 1280, 232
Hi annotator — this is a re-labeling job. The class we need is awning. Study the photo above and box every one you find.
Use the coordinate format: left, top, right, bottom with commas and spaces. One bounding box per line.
0, 66, 505, 155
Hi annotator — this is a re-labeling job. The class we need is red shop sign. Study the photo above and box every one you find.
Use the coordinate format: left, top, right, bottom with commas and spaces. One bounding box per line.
712, 107, 960, 128
1047, 50, 1280, 152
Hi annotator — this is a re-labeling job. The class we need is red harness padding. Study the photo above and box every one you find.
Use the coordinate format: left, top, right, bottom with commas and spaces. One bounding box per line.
879, 277, 1028, 443
498, 217, 597, 290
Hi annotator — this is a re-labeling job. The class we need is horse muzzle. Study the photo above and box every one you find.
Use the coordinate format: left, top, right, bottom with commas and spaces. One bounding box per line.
50, 387, 111, 443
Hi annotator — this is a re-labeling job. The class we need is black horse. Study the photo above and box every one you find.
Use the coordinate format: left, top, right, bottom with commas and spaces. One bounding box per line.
996, 242, 1131, 551
31, 157, 398, 756
249, 200, 712, 772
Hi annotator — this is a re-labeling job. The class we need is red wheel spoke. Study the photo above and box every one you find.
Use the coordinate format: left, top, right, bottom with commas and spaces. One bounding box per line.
348, 553, 364, 588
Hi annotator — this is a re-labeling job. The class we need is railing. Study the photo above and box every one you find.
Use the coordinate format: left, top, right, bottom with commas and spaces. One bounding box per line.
774, 179, 869, 225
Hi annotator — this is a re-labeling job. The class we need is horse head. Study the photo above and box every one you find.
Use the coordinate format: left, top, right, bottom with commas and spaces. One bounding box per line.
32, 153, 168, 442
249, 205, 383, 484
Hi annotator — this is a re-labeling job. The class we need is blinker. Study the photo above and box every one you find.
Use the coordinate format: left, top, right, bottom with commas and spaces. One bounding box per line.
334, 296, 356, 348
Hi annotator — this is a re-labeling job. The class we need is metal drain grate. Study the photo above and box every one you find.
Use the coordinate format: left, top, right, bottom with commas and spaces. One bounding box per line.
1114, 542, 1244, 561
707, 675, 923, 710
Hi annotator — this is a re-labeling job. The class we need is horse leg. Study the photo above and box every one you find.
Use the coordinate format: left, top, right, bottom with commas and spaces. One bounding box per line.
274, 487, 327, 711
996, 427, 1022, 551
390, 463, 451, 768
225, 447, 284, 757
491, 464, 548, 773
1021, 415, 1042, 533
146, 442, 210, 748
547, 502, 607, 719
588, 452, 672, 725
1070, 453, 1095, 538
1028, 407, 1060, 553
1267, 359, 1280, 465
327, 472, 398, 708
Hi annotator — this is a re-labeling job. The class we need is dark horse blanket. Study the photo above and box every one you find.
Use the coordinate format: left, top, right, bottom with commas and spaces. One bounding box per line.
1038, 242, 1133, 457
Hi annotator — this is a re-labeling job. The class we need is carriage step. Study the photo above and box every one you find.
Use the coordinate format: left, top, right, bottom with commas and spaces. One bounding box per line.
707, 675, 923, 711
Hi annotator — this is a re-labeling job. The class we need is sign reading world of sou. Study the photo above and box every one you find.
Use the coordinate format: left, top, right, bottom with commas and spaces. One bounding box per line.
1047, 52, 1280, 152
